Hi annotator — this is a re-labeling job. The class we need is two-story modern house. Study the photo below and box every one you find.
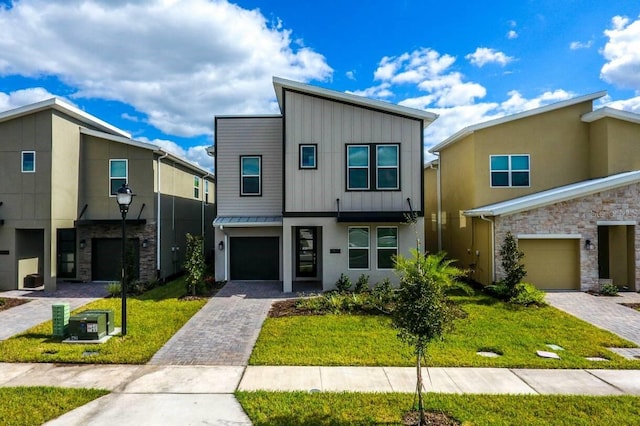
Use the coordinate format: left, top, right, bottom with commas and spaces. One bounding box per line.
425, 92, 640, 292
0, 98, 215, 291
214, 77, 437, 291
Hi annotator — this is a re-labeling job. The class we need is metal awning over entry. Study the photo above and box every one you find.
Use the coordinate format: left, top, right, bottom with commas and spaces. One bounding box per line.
213, 216, 282, 227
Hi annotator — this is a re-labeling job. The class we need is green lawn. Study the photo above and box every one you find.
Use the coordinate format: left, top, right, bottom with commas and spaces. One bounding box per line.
0, 278, 208, 364
250, 293, 640, 368
236, 391, 640, 426
0, 387, 108, 426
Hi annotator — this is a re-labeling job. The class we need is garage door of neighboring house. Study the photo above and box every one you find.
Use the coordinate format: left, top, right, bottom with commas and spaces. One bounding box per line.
518, 239, 580, 290
230, 237, 279, 280
92, 238, 140, 282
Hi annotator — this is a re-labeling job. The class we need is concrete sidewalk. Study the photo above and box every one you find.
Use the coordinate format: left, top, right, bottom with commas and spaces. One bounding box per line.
2, 363, 640, 425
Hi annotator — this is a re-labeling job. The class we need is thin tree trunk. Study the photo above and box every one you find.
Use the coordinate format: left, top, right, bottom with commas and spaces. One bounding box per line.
417, 347, 425, 425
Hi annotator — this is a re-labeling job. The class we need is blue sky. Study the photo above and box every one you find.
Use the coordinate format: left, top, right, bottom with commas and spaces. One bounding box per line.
1, 0, 639, 171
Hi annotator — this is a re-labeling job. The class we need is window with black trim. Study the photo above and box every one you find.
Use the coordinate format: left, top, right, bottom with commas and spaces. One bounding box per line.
205, 180, 209, 204
490, 154, 530, 187
194, 176, 200, 199
348, 226, 369, 269
377, 227, 398, 269
240, 155, 261, 195
21, 151, 35, 173
299, 144, 317, 169
109, 159, 127, 195
346, 143, 400, 191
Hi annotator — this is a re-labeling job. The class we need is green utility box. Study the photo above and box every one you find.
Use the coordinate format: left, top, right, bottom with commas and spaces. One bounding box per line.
81, 309, 115, 335
68, 312, 107, 341
52, 304, 70, 338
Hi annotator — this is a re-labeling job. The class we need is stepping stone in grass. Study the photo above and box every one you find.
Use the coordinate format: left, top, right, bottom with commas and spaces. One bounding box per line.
476, 351, 501, 358
585, 357, 609, 362
536, 350, 561, 359
546, 344, 564, 351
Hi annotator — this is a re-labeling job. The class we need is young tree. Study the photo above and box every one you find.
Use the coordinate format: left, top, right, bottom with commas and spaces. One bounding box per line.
184, 233, 206, 296
393, 250, 465, 425
499, 231, 526, 296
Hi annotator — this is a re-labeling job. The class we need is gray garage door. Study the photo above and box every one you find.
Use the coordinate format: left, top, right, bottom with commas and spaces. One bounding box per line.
92, 238, 139, 281
230, 237, 279, 280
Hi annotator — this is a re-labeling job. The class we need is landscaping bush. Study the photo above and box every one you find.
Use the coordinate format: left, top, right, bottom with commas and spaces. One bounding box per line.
485, 281, 511, 299
509, 282, 546, 306
107, 282, 121, 298
184, 233, 206, 296
599, 282, 619, 296
499, 231, 526, 297
354, 274, 370, 293
335, 273, 352, 293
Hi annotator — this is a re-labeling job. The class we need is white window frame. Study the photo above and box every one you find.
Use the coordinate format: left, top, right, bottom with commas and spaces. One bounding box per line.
21, 151, 36, 173
109, 159, 128, 196
347, 145, 370, 190
376, 226, 398, 270
375, 145, 399, 190
299, 144, 317, 169
240, 155, 261, 196
204, 180, 209, 204
489, 154, 530, 188
194, 176, 200, 199
348, 226, 370, 270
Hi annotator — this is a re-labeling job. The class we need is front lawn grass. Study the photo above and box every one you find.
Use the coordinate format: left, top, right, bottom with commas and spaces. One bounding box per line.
236, 391, 640, 426
0, 278, 207, 364
0, 387, 108, 426
249, 292, 639, 368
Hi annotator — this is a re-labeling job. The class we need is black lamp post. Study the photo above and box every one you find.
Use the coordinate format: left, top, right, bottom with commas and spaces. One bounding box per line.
116, 183, 133, 336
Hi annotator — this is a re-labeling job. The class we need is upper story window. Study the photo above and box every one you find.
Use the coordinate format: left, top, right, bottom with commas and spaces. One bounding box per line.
299, 144, 317, 169
490, 154, 530, 187
109, 159, 128, 195
194, 176, 200, 199
21, 151, 35, 173
347, 144, 400, 191
348, 226, 369, 270
241, 155, 261, 196
205, 180, 209, 204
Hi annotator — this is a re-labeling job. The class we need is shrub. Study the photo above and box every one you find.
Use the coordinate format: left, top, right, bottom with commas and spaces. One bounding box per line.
107, 282, 121, 298
370, 278, 395, 313
485, 281, 511, 300
335, 273, 352, 293
599, 282, 619, 296
499, 231, 526, 296
509, 282, 546, 306
184, 233, 206, 296
354, 274, 370, 293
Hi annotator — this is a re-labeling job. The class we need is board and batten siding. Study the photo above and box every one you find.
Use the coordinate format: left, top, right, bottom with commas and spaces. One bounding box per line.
216, 116, 283, 216
283, 91, 423, 213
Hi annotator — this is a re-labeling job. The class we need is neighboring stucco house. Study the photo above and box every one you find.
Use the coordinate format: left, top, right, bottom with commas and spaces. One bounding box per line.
0, 98, 215, 291
213, 77, 437, 291
425, 91, 640, 292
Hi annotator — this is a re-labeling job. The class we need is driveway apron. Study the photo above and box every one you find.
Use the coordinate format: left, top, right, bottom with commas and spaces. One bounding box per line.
149, 281, 287, 366
545, 292, 640, 346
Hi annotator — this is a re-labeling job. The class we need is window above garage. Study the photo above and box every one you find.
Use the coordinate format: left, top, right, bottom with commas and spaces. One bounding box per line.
490, 154, 529, 187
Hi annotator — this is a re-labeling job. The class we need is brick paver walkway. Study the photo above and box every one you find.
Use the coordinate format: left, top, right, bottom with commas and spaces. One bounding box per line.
545, 291, 640, 346
149, 281, 291, 366
0, 282, 108, 341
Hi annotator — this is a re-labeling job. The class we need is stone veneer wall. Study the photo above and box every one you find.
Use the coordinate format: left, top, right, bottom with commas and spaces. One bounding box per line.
494, 182, 640, 291
77, 222, 157, 283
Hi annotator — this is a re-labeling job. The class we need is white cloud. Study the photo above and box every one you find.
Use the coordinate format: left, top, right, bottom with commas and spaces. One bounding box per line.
0, 87, 63, 111
466, 47, 514, 67
345, 70, 356, 80
507, 30, 518, 39
139, 137, 213, 173
569, 40, 593, 50
346, 83, 393, 99
600, 15, 640, 90
605, 96, 640, 114
0, 0, 332, 137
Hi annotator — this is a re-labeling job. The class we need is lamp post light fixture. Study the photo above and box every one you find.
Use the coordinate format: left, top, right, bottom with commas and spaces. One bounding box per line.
116, 183, 133, 336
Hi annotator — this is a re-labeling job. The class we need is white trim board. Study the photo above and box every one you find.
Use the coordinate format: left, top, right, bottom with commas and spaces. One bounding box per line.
596, 221, 637, 226
517, 234, 581, 239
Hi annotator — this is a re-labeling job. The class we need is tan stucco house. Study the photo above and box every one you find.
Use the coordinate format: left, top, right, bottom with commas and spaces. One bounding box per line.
0, 98, 214, 291
213, 77, 437, 291
425, 92, 640, 292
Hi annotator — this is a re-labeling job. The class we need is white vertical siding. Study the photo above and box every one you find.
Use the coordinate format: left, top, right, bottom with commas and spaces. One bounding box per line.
216, 116, 283, 216
284, 91, 423, 213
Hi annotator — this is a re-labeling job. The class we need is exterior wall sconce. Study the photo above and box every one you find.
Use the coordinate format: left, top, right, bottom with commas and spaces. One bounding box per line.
585, 239, 595, 250
218, 241, 224, 251
142, 239, 149, 248
79, 239, 86, 249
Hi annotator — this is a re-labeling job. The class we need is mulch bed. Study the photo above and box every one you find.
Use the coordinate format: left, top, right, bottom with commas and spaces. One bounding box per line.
402, 410, 461, 425
268, 299, 322, 318
0, 297, 30, 312
620, 303, 640, 311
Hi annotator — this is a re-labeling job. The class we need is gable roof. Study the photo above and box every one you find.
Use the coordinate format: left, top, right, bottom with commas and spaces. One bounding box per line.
581, 107, 640, 125
272, 77, 438, 125
429, 91, 607, 154
0, 97, 131, 138
464, 170, 640, 217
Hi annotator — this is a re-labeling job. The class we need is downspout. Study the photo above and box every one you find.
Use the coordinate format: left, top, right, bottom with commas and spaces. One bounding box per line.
156, 151, 169, 277
431, 153, 442, 252
479, 214, 495, 282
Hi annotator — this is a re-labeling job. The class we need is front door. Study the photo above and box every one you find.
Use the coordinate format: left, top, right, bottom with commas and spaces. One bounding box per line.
296, 227, 317, 277
57, 228, 76, 279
